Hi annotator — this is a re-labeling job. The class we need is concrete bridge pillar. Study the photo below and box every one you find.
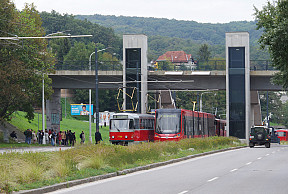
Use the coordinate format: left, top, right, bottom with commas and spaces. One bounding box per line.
46, 88, 61, 132
250, 91, 262, 126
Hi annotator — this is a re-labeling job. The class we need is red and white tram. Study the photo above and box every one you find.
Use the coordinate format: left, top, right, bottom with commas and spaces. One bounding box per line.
109, 113, 155, 145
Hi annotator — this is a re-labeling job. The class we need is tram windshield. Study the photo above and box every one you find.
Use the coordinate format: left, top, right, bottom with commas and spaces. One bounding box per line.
155, 112, 181, 134
110, 119, 134, 132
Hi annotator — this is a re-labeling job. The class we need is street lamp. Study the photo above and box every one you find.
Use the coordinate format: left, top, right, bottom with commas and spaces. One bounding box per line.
88, 47, 110, 143
200, 91, 216, 112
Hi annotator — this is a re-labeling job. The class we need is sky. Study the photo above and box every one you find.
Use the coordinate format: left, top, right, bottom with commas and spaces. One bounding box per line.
13, 0, 271, 24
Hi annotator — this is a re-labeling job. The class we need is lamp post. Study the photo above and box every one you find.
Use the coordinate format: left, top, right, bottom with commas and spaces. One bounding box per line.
200, 91, 216, 112
88, 47, 110, 142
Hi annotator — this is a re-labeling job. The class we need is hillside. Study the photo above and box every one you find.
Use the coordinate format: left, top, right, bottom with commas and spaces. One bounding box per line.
75, 14, 262, 46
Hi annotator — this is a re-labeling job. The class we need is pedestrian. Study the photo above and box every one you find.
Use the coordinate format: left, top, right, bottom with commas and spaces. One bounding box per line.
58, 131, 62, 146
61, 131, 66, 145
95, 131, 103, 144
67, 130, 72, 146
39, 130, 44, 144
26, 129, 32, 144
80, 131, 85, 144
72, 132, 76, 146
24, 129, 28, 143
32, 130, 37, 144
51, 130, 56, 146
44, 129, 49, 145
10, 131, 17, 140
48, 129, 52, 143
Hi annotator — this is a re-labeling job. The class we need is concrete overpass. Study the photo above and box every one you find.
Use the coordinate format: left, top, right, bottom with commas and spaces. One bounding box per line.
49, 70, 282, 91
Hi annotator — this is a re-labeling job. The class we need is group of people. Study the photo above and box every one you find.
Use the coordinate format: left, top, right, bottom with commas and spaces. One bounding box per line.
23, 129, 77, 146
22, 129, 102, 146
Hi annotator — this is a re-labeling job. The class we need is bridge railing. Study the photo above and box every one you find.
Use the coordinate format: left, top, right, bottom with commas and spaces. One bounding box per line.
149, 60, 275, 71
54, 60, 123, 71
54, 60, 275, 71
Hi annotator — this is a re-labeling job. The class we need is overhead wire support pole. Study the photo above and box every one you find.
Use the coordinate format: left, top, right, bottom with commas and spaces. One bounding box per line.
95, 47, 99, 133
89, 51, 95, 143
136, 61, 140, 113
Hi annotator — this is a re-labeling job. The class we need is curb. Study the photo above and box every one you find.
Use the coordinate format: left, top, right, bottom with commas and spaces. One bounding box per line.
16, 146, 245, 194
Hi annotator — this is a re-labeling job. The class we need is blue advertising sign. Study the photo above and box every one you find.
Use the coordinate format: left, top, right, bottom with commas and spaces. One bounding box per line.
71, 104, 93, 116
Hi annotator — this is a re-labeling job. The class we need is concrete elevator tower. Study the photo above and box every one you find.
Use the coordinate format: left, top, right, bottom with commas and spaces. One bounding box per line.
226, 32, 250, 143
123, 34, 148, 113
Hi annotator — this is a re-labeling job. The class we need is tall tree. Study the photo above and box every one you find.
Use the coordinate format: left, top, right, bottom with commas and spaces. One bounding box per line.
0, 2, 54, 121
255, 0, 288, 88
197, 43, 211, 63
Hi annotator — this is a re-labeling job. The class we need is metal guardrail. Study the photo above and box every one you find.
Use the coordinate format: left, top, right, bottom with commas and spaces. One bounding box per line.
54, 60, 275, 71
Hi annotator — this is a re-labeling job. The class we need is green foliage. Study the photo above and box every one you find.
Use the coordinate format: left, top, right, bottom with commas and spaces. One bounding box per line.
40, 11, 122, 56
75, 14, 268, 62
197, 44, 211, 63
255, 1, 288, 88
76, 15, 261, 46
176, 91, 226, 116
259, 91, 284, 125
0, 2, 54, 122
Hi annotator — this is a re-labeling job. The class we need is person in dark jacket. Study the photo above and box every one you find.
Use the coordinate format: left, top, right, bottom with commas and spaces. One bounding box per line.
10, 131, 17, 139
95, 131, 103, 144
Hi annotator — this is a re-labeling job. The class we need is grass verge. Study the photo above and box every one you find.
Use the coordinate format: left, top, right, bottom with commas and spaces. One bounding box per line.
0, 136, 243, 193
7, 111, 110, 145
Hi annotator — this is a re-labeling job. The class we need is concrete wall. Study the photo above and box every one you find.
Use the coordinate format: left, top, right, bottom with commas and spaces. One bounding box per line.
46, 88, 61, 132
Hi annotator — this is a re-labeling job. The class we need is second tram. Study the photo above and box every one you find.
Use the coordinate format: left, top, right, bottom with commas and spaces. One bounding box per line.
154, 109, 225, 141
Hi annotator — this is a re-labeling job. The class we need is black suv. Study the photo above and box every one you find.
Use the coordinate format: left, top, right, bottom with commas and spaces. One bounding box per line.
249, 126, 271, 148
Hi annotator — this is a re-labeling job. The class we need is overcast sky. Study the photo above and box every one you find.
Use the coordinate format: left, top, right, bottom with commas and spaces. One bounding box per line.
13, 0, 270, 23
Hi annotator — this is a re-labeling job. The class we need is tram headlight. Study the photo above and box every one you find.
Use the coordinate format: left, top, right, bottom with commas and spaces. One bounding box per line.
125, 136, 128, 139
112, 136, 114, 139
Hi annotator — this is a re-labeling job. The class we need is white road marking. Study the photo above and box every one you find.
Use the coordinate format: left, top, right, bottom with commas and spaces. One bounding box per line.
246, 162, 252, 165
272, 151, 276, 154
178, 191, 188, 194
266, 154, 270, 156
257, 157, 262, 160
230, 169, 238, 172
207, 177, 219, 182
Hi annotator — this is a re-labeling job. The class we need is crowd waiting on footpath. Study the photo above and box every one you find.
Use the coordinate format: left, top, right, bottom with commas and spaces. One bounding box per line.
23, 129, 77, 146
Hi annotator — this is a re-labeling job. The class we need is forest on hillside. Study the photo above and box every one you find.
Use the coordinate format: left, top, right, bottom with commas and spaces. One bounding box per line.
75, 14, 269, 61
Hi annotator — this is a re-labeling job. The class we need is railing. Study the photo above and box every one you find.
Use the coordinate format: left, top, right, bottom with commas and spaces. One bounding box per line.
54, 60, 275, 71
54, 60, 123, 71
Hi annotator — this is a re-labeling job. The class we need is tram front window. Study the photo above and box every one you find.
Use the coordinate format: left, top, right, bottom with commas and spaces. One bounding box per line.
156, 112, 181, 134
110, 119, 134, 132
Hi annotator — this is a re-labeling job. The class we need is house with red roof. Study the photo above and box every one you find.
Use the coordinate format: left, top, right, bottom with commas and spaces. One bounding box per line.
156, 51, 196, 70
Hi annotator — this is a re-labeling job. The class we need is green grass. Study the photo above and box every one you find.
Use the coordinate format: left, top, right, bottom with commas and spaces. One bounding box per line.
7, 111, 109, 145
0, 136, 243, 192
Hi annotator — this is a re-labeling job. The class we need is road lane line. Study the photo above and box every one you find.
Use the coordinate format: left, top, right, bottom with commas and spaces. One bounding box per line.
246, 162, 252, 165
257, 157, 262, 160
207, 177, 219, 182
178, 191, 188, 194
230, 169, 238, 172
272, 151, 276, 154
266, 154, 270, 156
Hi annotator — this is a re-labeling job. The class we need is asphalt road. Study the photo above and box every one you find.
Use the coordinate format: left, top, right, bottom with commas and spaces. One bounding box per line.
49, 144, 288, 194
